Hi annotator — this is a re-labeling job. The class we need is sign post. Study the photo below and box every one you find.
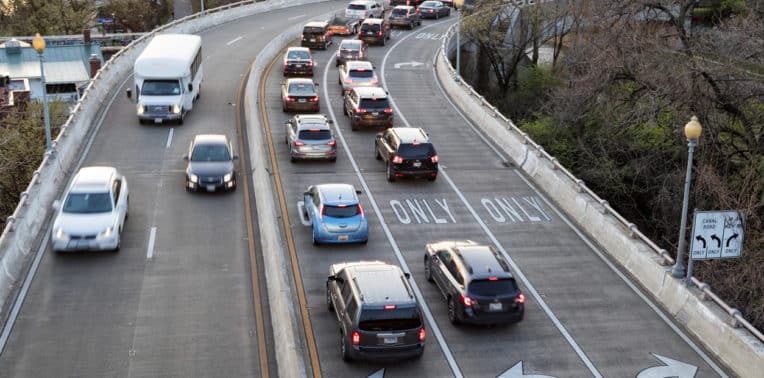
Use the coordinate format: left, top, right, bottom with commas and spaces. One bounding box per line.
687, 210, 745, 283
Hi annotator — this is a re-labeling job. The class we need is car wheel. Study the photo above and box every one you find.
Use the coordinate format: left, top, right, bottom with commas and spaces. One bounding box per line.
409, 21, 413, 30
138, 119, 146, 125
312, 231, 320, 246
178, 109, 185, 125
375, 146, 382, 160
448, 297, 460, 324
282, 104, 287, 112
448, 9, 451, 16
424, 257, 434, 282
386, 164, 395, 182
428, 175, 437, 182
361, 238, 368, 245
382, 37, 386, 46
290, 155, 297, 163
435, 12, 440, 20
340, 332, 353, 362
329, 157, 337, 163
113, 234, 121, 252
326, 284, 334, 312
351, 122, 359, 131
342, 102, 348, 116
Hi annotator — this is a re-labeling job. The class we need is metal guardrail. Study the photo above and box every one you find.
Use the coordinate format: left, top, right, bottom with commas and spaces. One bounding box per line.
0, 0, 265, 260
440, 21, 764, 343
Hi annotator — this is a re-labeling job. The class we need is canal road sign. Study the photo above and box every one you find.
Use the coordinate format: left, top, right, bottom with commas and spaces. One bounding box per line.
690, 210, 744, 260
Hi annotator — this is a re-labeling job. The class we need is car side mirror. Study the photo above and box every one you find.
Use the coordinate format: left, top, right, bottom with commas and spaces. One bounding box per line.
126, 88, 132, 99
355, 190, 362, 194
233, 154, 239, 160
328, 120, 334, 124
188, 83, 193, 92
314, 82, 320, 87
52, 200, 61, 211
183, 154, 189, 161
303, 191, 310, 196
404, 272, 411, 279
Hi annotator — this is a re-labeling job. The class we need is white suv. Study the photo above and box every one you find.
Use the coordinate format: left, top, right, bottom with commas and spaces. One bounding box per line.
51, 166, 129, 252
345, 0, 384, 19
338, 60, 379, 95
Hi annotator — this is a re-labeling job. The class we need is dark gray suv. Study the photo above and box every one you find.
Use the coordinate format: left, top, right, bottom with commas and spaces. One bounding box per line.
326, 261, 426, 362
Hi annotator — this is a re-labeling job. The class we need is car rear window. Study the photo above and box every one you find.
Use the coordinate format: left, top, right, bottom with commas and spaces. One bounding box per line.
397, 143, 434, 159
298, 129, 332, 140
303, 26, 325, 35
288, 83, 315, 94
287, 50, 311, 60
341, 41, 361, 50
468, 279, 519, 297
359, 98, 389, 109
349, 69, 374, 78
348, 4, 366, 10
392, 9, 408, 16
361, 23, 381, 32
323, 204, 359, 218
359, 307, 422, 331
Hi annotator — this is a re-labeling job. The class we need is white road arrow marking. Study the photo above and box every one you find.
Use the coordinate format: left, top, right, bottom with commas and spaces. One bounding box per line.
637, 354, 698, 378
394, 61, 424, 69
367, 368, 385, 378
498, 361, 555, 378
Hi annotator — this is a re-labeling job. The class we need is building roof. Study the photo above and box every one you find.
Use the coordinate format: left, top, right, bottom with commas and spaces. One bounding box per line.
0, 43, 103, 84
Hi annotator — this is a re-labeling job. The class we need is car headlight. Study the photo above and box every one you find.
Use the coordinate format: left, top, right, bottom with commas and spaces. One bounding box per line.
55, 228, 66, 239
223, 173, 232, 182
98, 227, 113, 239
172, 104, 181, 114
189, 173, 198, 183
137, 105, 144, 115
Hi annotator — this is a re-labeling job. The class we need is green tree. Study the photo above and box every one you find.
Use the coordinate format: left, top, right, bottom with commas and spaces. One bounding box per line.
0, 0, 95, 35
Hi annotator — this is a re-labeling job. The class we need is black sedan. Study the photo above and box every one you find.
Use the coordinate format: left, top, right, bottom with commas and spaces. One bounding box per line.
184, 134, 238, 192
418, 1, 451, 19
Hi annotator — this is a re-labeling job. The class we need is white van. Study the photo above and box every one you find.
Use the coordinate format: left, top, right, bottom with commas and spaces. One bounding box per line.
130, 34, 202, 125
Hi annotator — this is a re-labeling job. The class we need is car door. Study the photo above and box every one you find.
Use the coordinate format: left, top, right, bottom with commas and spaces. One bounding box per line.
433, 250, 453, 298
382, 131, 396, 162
112, 177, 126, 230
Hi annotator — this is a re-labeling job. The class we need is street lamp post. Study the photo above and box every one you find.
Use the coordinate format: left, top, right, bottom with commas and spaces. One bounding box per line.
671, 115, 703, 279
32, 33, 52, 155
455, 8, 461, 82
201, 0, 205, 13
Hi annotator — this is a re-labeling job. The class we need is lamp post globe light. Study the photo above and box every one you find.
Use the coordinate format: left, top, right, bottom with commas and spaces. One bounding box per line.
32, 33, 53, 155
671, 115, 702, 279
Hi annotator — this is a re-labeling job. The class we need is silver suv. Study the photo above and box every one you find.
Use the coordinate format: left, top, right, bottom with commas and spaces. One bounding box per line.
284, 114, 337, 162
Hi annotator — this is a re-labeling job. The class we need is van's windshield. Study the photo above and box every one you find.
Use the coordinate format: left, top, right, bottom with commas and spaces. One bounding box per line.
142, 80, 181, 96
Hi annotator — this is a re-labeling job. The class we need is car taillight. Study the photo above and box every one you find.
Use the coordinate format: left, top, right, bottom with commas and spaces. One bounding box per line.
308, 61, 314, 67
515, 293, 525, 304
392, 155, 403, 164
320, 205, 326, 217
428, 9, 434, 13
284, 61, 289, 67
430, 154, 439, 163
351, 331, 360, 345
309, 96, 319, 102
293, 141, 305, 146
327, 140, 336, 146
461, 294, 473, 307
357, 204, 364, 217
383, 108, 393, 114
370, 78, 379, 84
357, 108, 366, 113
377, 31, 383, 36
418, 327, 426, 342
287, 96, 296, 102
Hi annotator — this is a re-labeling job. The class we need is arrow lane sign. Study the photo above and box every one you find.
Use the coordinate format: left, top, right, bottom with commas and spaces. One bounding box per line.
695, 235, 706, 248
637, 354, 698, 378
394, 61, 424, 69
726, 233, 738, 247
498, 361, 556, 378
710, 234, 721, 248
367, 368, 385, 378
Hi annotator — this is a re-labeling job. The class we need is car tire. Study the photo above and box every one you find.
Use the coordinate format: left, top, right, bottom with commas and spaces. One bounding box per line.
178, 110, 185, 125
448, 9, 451, 16
409, 21, 413, 30
290, 155, 297, 163
351, 122, 359, 131
342, 103, 348, 116
113, 234, 121, 252
428, 176, 437, 182
282, 104, 287, 112
424, 256, 434, 282
313, 231, 320, 246
448, 297, 460, 324
435, 12, 440, 20
361, 238, 368, 245
375, 146, 382, 160
386, 164, 395, 182
326, 284, 334, 312
382, 37, 386, 46
341, 332, 353, 362
329, 157, 337, 163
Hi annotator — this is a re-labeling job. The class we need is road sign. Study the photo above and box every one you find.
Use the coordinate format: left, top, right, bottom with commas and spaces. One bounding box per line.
690, 210, 744, 260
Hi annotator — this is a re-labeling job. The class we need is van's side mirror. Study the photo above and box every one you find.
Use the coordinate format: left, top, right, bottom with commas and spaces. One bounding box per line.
126, 88, 132, 99
314, 82, 320, 87
233, 154, 239, 160
188, 83, 193, 92
404, 272, 411, 279
52, 200, 61, 211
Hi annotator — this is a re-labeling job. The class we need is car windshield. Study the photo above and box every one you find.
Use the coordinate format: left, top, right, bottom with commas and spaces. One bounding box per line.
287, 50, 311, 60
62, 192, 113, 214
468, 279, 519, 296
348, 4, 366, 10
397, 143, 435, 159
361, 24, 381, 32
288, 83, 315, 95
392, 9, 408, 16
349, 69, 374, 78
359, 307, 422, 331
359, 98, 389, 109
323, 204, 360, 218
191, 144, 231, 162
298, 129, 332, 140
141, 80, 180, 96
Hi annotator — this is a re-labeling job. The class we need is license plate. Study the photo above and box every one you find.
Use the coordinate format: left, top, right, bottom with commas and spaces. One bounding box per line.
338, 235, 349, 241
383, 337, 397, 344
295, 64, 303, 68
206, 185, 215, 192
310, 38, 316, 42
372, 112, 379, 116
489, 302, 502, 311
413, 161, 422, 167
298, 98, 306, 103
154, 118, 162, 123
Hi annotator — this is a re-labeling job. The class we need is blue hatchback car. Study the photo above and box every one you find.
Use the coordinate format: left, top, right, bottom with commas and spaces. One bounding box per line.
303, 184, 368, 245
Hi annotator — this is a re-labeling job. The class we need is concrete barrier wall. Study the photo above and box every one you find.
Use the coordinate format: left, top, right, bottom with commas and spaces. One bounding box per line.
0, 0, 324, 337
436, 27, 763, 378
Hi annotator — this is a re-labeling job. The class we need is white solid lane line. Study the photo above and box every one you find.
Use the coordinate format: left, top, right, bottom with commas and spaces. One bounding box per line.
166, 128, 174, 149
380, 19, 603, 377
226, 36, 243, 46
425, 23, 727, 378
321, 24, 464, 378
287, 14, 306, 21
146, 227, 157, 260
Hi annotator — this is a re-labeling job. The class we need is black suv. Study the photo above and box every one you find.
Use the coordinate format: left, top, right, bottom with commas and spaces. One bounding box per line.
326, 261, 426, 361
301, 21, 332, 50
375, 127, 438, 181
358, 18, 391, 46
423, 241, 525, 325
343, 87, 393, 131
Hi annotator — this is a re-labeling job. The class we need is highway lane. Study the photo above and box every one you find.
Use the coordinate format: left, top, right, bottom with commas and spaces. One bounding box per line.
263, 15, 730, 378
0, 2, 346, 376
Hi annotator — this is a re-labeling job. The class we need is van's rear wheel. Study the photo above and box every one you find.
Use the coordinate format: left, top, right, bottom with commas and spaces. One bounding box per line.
341, 332, 353, 362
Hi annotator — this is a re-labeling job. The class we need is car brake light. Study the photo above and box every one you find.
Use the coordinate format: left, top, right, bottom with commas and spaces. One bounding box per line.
377, 31, 383, 36
320, 205, 326, 217
357, 108, 366, 113
327, 140, 336, 147
357, 204, 364, 217
284, 61, 289, 67
293, 141, 305, 146
308, 61, 314, 67
515, 293, 525, 304
384, 304, 396, 310
392, 155, 403, 164
430, 154, 439, 163
428, 9, 434, 12
309, 96, 319, 102
488, 276, 498, 281
351, 331, 360, 345
287, 96, 296, 102
461, 294, 473, 307
418, 327, 426, 342
383, 108, 393, 114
